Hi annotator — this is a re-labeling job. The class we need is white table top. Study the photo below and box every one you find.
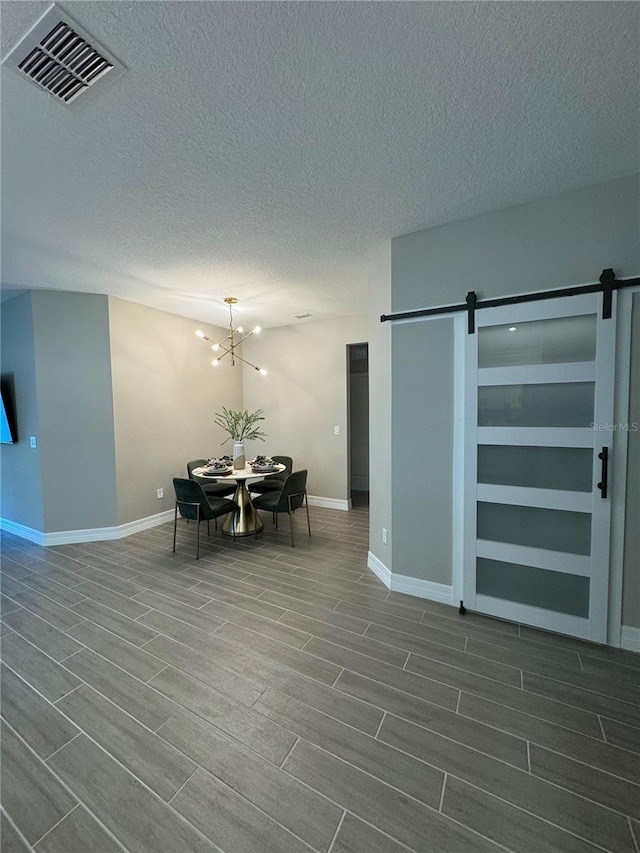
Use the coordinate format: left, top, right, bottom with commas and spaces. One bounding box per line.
193, 464, 285, 482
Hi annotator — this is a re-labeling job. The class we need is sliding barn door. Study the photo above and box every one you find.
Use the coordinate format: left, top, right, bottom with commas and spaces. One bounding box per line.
462, 294, 616, 642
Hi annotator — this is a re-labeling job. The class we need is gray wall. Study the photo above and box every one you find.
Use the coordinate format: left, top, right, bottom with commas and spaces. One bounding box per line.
0, 291, 117, 534
0, 292, 44, 531
383, 175, 639, 630
243, 314, 368, 502
367, 241, 392, 569
108, 297, 242, 525
32, 291, 118, 532
392, 319, 453, 583
392, 175, 638, 310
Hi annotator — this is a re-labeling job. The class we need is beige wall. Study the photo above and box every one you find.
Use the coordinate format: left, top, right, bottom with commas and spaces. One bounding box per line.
108, 297, 243, 525
242, 313, 368, 502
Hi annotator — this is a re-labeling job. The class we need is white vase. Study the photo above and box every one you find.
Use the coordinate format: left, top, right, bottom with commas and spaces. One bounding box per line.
233, 441, 246, 470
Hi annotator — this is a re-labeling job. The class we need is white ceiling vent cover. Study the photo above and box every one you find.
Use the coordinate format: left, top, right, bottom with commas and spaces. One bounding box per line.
2, 4, 126, 107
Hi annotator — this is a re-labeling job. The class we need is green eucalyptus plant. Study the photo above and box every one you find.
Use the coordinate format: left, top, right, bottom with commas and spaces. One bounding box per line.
214, 407, 267, 444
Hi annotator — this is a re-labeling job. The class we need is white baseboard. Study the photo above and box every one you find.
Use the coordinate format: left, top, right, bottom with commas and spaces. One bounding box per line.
1, 509, 175, 547
366, 552, 453, 606
307, 495, 350, 511
1, 499, 354, 546
0, 518, 46, 545
367, 552, 391, 587
621, 625, 640, 653
2, 499, 351, 546
391, 575, 454, 605
112, 510, 175, 540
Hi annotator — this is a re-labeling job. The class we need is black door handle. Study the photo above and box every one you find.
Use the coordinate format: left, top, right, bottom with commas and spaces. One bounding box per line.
597, 447, 609, 499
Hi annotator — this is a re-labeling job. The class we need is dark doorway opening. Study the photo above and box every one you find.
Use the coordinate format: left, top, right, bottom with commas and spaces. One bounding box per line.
348, 343, 369, 508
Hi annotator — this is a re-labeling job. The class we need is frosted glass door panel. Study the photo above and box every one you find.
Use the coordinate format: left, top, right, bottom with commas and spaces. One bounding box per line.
478, 315, 597, 368
477, 558, 590, 618
477, 502, 592, 555
477, 446, 593, 491
478, 383, 594, 427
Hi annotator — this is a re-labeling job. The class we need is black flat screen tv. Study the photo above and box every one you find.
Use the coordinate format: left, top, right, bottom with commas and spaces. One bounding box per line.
0, 378, 18, 444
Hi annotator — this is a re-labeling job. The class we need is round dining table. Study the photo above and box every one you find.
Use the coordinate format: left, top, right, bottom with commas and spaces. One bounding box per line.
192, 464, 285, 537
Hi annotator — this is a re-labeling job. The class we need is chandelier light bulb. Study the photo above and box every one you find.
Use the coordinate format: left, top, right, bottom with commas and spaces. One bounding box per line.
212, 344, 219, 351
237, 326, 244, 334
195, 329, 205, 338
259, 368, 268, 376
212, 358, 220, 367
253, 325, 261, 334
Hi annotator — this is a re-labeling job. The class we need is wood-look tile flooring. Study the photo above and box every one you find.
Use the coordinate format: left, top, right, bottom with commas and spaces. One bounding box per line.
1, 506, 639, 853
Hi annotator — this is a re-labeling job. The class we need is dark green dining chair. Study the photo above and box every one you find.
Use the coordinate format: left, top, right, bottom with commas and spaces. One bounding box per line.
187, 458, 235, 498
172, 477, 237, 559
252, 469, 310, 547
249, 455, 293, 496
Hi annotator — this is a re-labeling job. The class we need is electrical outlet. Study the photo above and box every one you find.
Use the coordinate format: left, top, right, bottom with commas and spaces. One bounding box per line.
334, 425, 340, 435
157, 488, 164, 499
29, 436, 37, 448
382, 527, 388, 544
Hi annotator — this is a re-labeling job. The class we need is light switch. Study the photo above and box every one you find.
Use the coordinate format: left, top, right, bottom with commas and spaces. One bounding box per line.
30, 436, 37, 449
334, 425, 340, 436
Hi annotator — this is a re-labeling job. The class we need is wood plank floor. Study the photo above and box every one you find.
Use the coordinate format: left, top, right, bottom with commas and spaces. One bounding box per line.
1, 506, 639, 853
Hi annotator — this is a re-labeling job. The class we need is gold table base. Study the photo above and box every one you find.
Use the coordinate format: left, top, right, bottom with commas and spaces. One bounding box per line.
222, 480, 263, 537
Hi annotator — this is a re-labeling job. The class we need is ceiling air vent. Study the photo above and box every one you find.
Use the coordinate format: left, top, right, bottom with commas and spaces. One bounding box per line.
2, 4, 126, 107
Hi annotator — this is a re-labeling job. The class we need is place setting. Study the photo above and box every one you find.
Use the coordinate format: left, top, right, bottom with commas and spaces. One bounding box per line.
199, 456, 233, 476
249, 455, 283, 473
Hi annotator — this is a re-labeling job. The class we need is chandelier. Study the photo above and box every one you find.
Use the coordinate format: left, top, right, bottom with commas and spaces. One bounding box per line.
195, 297, 267, 375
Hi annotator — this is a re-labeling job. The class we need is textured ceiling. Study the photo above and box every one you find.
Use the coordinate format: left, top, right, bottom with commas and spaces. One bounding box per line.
1, 1, 638, 328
